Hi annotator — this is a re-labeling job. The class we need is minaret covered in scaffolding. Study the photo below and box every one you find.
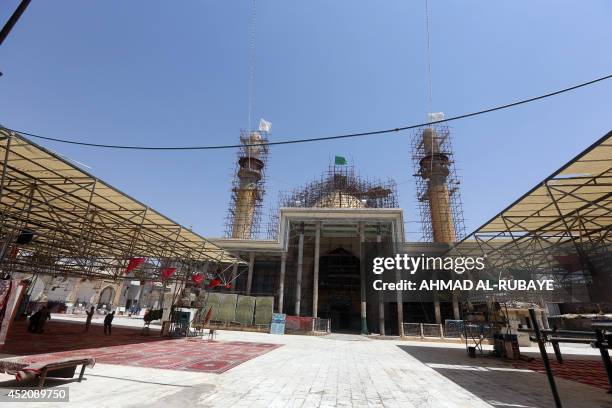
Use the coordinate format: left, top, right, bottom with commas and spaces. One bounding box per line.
225, 123, 270, 239
412, 125, 465, 243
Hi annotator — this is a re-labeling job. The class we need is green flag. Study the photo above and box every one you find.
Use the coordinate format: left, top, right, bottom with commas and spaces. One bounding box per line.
334, 155, 347, 165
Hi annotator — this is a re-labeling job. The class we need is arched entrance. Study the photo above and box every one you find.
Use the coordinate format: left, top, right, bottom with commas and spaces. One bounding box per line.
317, 248, 361, 332
97, 286, 115, 310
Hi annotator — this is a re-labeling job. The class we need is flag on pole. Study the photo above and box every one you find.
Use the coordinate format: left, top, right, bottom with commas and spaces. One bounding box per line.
427, 112, 445, 123
258, 118, 272, 133
334, 155, 347, 165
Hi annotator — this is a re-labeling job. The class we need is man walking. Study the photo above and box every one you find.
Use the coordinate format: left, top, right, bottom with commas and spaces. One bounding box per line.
85, 306, 95, 332
103, 311, 115, 335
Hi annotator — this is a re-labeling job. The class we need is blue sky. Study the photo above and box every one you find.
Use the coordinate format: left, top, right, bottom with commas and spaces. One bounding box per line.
1, 1, 610, 240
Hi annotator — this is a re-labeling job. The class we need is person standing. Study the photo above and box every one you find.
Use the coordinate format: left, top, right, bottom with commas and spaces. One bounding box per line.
85, 306, 95, 332
28, 309, 41, 333
35, 306, 51, 334
103, 311, 115, 335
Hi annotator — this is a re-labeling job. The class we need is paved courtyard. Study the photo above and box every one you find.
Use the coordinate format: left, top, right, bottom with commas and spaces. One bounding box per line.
0, 315, 610, 407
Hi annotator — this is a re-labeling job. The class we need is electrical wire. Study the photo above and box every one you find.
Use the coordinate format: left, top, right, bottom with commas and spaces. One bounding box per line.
3, 73, 611, 151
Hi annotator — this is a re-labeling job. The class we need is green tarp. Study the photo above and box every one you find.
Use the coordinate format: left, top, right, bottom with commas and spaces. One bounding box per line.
254, 296, 274, 325
204, 293, 237, 322
201, 293, 272, 326
235, 296, 256, 325
217, 293, 238, 322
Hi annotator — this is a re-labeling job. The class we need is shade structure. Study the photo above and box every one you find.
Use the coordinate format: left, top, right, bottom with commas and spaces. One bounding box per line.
449, 130, 611, 270
0, 128, 243, 281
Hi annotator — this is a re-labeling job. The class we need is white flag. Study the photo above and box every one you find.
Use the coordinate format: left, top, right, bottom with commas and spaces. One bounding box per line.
427, 112, 445, 123
258, 118, 272, 133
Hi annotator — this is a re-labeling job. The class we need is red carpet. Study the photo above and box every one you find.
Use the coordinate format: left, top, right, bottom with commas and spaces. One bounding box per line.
513, 359, 611, 390
1, 320, 280, 374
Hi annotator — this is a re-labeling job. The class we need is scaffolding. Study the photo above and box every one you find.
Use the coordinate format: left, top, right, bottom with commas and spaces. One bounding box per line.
411, 125, 466, 243
267, 163, 398, 239
224, 130, 269, 239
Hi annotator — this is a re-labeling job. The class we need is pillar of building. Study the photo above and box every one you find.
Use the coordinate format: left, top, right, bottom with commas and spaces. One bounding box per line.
452, 291, 460, 320
37, 275, 54, 303
65, 278, 83, 305
278, 251, 286, 313
246, 252, 255, 294
359, 222, 368, 334
312, 222, 321, 318
397, 292, 404, 337
376, 231, 385, 336
434, 291, 441, 324
231, 260, 238, 289
112, 282, 125, 308
136, 282, 146, 309
295, 229, 304, 316
90, 281, 104, 305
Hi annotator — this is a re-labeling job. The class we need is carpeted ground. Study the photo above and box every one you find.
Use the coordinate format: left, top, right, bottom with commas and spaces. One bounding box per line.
513, 358, 611, 391
1, 320, 280, 374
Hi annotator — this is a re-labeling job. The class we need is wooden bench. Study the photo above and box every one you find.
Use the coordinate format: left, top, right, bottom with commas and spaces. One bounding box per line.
0, 357, 95, 389
36, 359, 91, 389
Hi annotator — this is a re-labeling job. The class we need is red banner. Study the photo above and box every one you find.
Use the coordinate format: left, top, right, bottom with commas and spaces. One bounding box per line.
191, 273, 204, 285
125, 257, 145, 273
161, 267, 177, 280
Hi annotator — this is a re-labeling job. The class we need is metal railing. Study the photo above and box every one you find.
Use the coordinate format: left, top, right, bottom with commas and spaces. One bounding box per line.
422, 323, 442, 338
402, 323, 422, 337
402, 322, 465, 339
444, 320, 464, 338
313, 318, 331, 333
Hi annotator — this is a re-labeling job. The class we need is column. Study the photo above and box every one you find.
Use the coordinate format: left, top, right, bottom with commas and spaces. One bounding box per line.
452, 291, 460, 320
37, 275, 54, 303
393, 224, 404, 336
359, 222, 368, 334
278, 251, 286, 313
231, 258, 238, 289
377, 230, 385, 335
136, 282, 146, 309
397, 293, 404, 337
246, 252, 255, 294
66, 278, 83, 305
434, 291, 441, 324
295, 228, 304, 316
312, 222, 321, 318
112, 282, 125, 308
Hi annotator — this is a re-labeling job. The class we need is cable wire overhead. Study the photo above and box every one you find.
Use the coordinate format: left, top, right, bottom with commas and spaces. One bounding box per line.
2, 73, 611, 151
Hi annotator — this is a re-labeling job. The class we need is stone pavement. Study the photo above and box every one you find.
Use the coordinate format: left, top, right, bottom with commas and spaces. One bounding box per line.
0, 315, 610, 407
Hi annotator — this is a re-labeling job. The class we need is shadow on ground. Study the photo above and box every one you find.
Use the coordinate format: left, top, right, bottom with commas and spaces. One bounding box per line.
398, 345, 612, 408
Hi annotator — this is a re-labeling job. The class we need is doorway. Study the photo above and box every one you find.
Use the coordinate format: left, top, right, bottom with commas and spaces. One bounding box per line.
318, 247, 361, 332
